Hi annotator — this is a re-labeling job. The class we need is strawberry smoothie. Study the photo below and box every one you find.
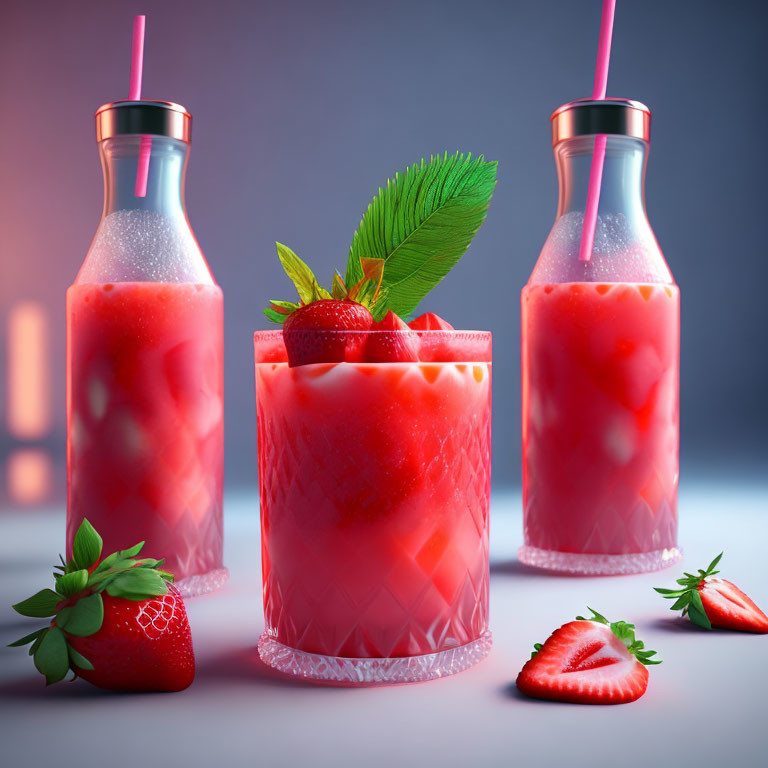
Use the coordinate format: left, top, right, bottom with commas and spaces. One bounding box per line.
254, 330, 492, 681
67, 282, 224, 592
521, 282, 679, 568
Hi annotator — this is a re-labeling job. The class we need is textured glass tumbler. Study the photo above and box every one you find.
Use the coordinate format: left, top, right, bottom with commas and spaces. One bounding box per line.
254, 330, 492, 684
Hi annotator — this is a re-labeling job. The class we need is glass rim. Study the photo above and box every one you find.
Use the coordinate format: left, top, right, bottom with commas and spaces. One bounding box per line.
254, 329, 492, 365
253, 329, 492, 339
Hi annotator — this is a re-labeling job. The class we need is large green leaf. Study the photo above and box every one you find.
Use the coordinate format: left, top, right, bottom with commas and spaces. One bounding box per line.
345, 152, 497, 317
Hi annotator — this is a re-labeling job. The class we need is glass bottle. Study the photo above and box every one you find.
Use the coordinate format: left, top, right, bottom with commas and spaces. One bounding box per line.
519, 98, 681, 575
66, 100, 227, 596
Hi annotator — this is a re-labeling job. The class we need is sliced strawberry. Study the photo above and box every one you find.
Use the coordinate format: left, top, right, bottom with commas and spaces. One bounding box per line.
408, 312, 455, 331
699, 578, 768, 633
655, 553, 768, 633
365, 311, 419, 363
516, 609, 659, 705
282, 299, 373, 366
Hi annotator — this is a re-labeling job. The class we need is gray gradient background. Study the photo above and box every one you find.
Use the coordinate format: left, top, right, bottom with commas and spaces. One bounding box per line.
1, 0, 766, 490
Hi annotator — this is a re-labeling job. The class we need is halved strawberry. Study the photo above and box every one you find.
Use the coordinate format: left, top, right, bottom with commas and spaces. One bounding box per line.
283, 299, 373, 366
516, 608, 660, 705
408, 312, 454, 331
8, 519, 195, 691
655, 554, 768, 633
365, 310, 419, 363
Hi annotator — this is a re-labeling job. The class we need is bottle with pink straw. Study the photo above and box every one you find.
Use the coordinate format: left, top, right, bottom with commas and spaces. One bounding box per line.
519, 0, 682, 575
65, 16, 227, 596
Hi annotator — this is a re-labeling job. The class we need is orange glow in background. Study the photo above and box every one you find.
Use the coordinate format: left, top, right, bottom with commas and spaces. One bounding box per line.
6, 449, 52, 505
4, 301, 53, 504
7, 301, 51, 439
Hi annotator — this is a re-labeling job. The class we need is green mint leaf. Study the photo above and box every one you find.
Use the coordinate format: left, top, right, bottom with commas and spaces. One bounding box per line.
155, 569, 175, 582
311, 280, 332, 302
118, 542, 145, 559
106, 569, 169, 600
331, 272, 347, 300
29, 631, 45, 656
91, 551, 119, 574
55, 569, 89, 598
265, 300, 299, 324
66, 644, 94, 671
706, 552, 723, 575
55, 593, 103, 637
345, 151, 497, 317
263, 307, 287, 324
7, 628, 47, 648
275, 242, 322, 305
670, 594, 692, 611
72, 518, 103, 570
369, 287, 390, 321
12, 589, 60, 618
635, 649, 663, 666
576, 607, 609, 625
33, 627, 70, 685
687, 590, 712, 630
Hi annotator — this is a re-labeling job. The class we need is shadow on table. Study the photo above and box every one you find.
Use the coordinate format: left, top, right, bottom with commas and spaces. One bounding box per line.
195, 646, 373, 690
490, 559, 595, 579
499, 681, 578, 706
0, 675, 115, 700
648, 616, 736, 635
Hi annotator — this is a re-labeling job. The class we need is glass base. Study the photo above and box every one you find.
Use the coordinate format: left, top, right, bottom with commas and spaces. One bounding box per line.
175, 567, 229, 597
518, 545, 683, 575
257, 630, 492, 684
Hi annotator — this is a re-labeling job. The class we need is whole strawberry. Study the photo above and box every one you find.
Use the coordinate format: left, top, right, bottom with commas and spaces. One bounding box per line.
655, 553, 768, 633
8, 519, 195, 691
516, 608, 661, 705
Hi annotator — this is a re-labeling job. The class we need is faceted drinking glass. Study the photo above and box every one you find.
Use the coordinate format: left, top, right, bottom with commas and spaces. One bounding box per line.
254, 329, 492, 684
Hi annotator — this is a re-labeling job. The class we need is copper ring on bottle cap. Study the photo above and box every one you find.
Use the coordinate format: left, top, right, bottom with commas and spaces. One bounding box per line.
95, 100, 192, 143
551, 98, 650, 144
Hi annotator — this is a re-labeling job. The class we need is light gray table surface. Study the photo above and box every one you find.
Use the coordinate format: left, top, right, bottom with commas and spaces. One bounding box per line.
1, 481, 766, 768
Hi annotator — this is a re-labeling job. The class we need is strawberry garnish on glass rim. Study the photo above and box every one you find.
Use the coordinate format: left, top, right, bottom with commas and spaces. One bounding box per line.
262, 152, 497, 366
516, 608, 660, 705
8, 519, 195, 691
654, 553, 768, 633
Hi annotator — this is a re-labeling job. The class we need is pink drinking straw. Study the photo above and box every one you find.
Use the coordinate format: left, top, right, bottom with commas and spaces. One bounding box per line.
577, 0, 617, 262
129, 15, 151, 198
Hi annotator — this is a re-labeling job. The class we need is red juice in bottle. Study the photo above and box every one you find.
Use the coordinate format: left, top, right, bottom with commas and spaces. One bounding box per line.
519, 99, 682, 575
66, 101, 226, 595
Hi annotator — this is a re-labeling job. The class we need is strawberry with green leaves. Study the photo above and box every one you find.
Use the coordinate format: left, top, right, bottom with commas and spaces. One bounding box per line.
264, 152, 497, 366
654, 553, 768, 633
9, 519, 195, 691
516, 608, 661, 705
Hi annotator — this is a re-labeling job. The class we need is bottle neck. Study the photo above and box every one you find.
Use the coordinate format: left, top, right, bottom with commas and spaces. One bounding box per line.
529, 133, 673, 284
100, 135, 189, 217
77, 134, 214, 285
555, 135, 648, 223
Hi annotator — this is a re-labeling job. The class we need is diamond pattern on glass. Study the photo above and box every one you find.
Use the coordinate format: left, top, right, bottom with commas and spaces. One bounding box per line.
256, 362, 491, 662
